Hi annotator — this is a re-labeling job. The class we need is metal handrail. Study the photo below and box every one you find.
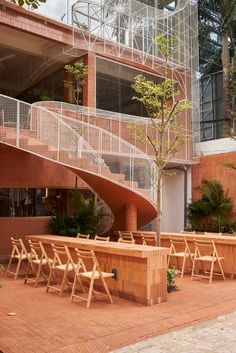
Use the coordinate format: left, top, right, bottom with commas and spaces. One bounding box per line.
34, 101, 157, 202
0, 94, 156, 203
35, 100, 192, 164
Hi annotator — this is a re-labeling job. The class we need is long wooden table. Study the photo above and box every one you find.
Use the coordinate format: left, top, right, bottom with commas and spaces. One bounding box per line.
132, 231, 236, 278
161, 232, 236, 278
26, 234, 169, 305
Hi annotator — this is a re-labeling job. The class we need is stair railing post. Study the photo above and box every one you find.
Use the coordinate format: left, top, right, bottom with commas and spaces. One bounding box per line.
77, 135, 82, 158
57, 118, 61, 162
131, 148, 134, 190
16, 100, 20, 148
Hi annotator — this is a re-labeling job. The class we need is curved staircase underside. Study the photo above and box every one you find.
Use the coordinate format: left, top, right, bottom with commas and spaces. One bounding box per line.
0, 94, 157, 232
0, 140, 156, 232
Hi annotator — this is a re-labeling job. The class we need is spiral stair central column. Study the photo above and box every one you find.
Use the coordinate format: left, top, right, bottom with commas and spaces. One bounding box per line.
125, 203, 137, 231
83, 52, 96, 108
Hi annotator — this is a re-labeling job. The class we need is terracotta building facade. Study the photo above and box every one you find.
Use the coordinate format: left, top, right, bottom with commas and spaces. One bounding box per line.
0, 0, 199, 261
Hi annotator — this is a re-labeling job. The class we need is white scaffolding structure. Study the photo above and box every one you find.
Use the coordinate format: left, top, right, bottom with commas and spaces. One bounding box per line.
70, 0, 200, 149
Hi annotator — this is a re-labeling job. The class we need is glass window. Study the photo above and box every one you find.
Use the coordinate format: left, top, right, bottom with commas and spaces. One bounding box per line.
0, 188, 47, 217
96, 57, 162, 117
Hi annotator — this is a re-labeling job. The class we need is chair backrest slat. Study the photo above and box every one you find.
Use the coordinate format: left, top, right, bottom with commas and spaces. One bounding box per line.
94, 235, 110, 241
77, 233, 90, 239
118, 231, 135, 244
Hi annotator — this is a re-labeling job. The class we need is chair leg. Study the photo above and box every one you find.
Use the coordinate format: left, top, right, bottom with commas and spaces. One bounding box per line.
14, 257, 22, 280
181, 255, 187, 278
218, 260, 225, 280
167, 255, 170, 268
191, 258, 196, 280
87, 274, 95, 309
70, 275, 77, 303
209, 260, 215, 284
24, 260, 31, 284
6, 256, 13, 276
100, 275, 113, 304
35, 263, 42, 287
46, 267, 54, 292
59, 269, 68, 296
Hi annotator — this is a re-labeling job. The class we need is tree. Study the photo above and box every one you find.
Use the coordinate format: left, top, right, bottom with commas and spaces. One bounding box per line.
9, 0, 46, 9
131, 34, 191, 246
187, 179, 234, 232
64, 63, 88, 107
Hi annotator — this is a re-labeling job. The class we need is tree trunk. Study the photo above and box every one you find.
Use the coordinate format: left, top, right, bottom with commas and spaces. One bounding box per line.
156, 171, 162, 247
222, 30, 231, 133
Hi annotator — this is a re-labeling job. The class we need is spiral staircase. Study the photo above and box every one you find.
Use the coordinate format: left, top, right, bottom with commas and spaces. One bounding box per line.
0, 94, 157, 232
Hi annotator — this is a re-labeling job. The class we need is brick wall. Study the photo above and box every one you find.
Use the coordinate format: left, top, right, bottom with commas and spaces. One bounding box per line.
0, 216, 50, 262
192, 152, 236, 217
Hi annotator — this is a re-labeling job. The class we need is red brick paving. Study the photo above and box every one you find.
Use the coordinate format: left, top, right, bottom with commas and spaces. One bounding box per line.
1, 272, 236, 353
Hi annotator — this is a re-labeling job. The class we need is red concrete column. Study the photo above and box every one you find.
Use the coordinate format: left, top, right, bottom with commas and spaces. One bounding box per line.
83, 52, 96, 108
125, 203, 137, 231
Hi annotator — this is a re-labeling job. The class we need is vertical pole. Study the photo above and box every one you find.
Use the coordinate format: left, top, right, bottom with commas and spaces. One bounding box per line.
16, 101, 20, 148
57, 119, 60, 162
184, 166, 188, 229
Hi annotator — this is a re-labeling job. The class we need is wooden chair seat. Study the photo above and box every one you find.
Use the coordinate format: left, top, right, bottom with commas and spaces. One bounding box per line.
191, 239, 225, 284
194, 255, 224, 262
80, 270, 114, 279
170, 251, 192, 258
13, 253, 29, 260
31, 258, 53, 265
53, 263, 74, 271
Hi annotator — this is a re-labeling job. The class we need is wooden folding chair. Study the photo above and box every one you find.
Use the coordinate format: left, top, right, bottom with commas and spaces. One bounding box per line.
118, 231, 135, 244
76, 233, 90, 239
46, 244, 75, 296
191, 239, 225, 284
94, 235, 110, 241
141, 233, 157, 246
71, 248, 113, 308
168, 235, 194, 278
24, 240, 53, 287
6, 237, 30, 279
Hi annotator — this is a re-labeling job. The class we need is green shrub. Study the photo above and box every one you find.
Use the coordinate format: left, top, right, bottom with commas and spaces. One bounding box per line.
49, 193, 103, 237
167, 267, 177, 293
187, 179, 235, 233
49, 213, 80, 237
0, 264, 4, 288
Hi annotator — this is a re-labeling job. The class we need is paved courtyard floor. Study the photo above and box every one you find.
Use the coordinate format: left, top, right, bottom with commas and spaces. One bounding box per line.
1, 271, 236, 353
112, 311, 236, 353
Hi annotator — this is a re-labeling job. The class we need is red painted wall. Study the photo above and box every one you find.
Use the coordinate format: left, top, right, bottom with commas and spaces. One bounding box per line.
0, 144, 88, 260
0, 216, 50, 262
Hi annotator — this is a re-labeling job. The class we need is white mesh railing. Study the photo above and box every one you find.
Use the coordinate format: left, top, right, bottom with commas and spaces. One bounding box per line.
0, 94, 157, 203
35, 100, 192, 164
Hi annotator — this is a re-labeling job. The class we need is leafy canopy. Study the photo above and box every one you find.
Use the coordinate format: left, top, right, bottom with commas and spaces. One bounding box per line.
10, 0, 47, 10
64, 63, 88, 105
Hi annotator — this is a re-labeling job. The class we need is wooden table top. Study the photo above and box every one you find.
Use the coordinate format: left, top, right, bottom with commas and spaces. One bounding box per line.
26, 234, 169, 258
161, 232, 236, 245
